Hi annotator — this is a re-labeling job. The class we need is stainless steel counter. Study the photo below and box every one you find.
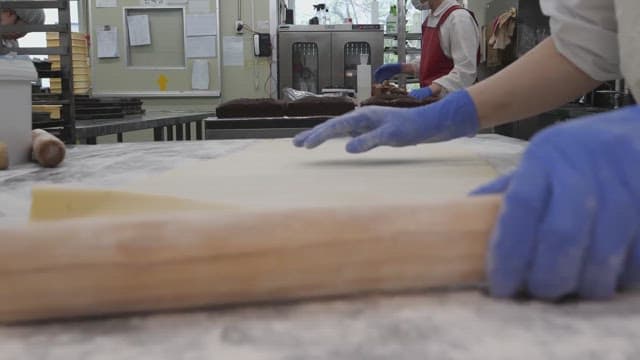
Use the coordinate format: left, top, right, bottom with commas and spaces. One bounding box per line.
75, 110, 215, 144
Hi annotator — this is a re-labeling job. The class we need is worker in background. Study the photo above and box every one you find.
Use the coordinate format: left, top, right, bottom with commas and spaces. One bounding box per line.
374, 0, 480, 100
0, 6, 45, 54
294, 0, 640, 301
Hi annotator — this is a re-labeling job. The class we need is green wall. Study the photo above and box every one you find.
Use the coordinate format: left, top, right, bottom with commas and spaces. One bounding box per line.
467, 0, 490, 28
203, 0, 272, 105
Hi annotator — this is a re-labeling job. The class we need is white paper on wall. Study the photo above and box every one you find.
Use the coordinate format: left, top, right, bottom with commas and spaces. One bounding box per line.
186, 36, 216, 58
186, 14, 217, 36
96, 0, 118, 8
141, 0, 166, 6
223, 36, 244, 66
126, 15, 152, 46
191, 59, 210, 90
97, 26, 119, 58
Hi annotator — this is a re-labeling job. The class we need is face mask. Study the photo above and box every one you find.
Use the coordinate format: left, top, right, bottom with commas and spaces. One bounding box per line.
411, 0, 431, 11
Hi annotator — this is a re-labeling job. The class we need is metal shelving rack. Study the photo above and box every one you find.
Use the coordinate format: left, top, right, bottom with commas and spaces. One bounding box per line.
384, 31, 422, 86
0, 0, 75, 143
397, 0, 407, 73
384, 32, 422, 54
383, 0, 420, 88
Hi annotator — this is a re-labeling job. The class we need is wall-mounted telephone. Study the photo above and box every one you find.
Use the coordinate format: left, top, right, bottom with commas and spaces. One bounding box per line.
254, 33, 272, 57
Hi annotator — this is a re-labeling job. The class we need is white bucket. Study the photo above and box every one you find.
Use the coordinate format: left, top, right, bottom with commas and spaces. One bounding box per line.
0, 57, 37, 166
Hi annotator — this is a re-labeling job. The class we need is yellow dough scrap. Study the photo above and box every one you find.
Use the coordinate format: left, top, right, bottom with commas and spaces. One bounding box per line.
30, 187, 234, 222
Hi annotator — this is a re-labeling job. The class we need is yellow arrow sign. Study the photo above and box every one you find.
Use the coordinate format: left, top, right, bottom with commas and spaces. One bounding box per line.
156, 74, 168, 91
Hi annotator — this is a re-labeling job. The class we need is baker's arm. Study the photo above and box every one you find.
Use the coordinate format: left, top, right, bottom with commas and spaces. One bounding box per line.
468, 0, 632, 301
373, 63, 418, 83
469, 38, 600, 128
471, 0, 620, 129
473, 105, 640, 300
402, 62, 419, 77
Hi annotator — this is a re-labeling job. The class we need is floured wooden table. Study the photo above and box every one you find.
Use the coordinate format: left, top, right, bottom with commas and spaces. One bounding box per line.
0, 135, 639, 359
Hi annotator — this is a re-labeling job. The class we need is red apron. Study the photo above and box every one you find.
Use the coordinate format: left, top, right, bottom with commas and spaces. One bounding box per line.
419, 5, 478, 88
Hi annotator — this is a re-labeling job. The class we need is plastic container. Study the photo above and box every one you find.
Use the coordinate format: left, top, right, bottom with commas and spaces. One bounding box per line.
0, 57, 37, 166
371, 0, 379, 24
386, 5, 397, 33
357, 54, 372, 102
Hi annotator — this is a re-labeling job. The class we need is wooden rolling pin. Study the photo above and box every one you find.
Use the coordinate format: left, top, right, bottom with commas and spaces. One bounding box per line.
0, 142, 7, 170
32, 129, 66, 168
0, 195, 501, 323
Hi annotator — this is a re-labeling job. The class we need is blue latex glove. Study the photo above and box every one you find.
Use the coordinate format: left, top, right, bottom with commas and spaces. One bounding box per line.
409, 86, 434, 100
374, 63, 403, 83
293, 90, 479, 153
473, 105, 640, 301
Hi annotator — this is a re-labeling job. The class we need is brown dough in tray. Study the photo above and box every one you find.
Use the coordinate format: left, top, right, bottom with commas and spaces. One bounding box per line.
361, 94, 439, 108
216, 98, 286, 118
285, 96, 356, 117
372, 81, 408, 97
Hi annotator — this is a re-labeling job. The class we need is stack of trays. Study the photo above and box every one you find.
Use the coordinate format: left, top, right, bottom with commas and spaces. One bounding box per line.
46, 32, 91, 95
32, 104, 62, 120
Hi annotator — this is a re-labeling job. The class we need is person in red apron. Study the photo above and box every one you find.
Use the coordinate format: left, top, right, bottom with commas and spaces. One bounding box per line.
374, 0, 480, 100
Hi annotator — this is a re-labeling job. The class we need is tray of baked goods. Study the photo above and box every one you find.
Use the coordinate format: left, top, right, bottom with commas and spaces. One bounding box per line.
206, 83, 441, 139
214, 82, 439, 121
215, 97, 354, 119
365, 81, 439, 107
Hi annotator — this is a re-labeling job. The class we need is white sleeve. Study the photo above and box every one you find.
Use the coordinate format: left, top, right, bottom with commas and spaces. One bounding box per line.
540, 0, 621, 81
432, 10, 480, 93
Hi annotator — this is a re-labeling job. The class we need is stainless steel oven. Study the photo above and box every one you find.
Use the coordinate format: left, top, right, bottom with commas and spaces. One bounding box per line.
278, 24, 384, 98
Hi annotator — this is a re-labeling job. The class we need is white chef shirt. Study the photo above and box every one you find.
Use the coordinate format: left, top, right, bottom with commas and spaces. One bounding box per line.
412, 0, 480, 94
539, 0, 621, 81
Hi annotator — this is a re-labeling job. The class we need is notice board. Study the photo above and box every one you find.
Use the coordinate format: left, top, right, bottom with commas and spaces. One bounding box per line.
90, 0, 221, 97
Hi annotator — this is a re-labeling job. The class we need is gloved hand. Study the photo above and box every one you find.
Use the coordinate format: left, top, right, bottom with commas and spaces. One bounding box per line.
473, 105, 640, 301
293, 90, 479, 153
409, 86, 434, 100
374, 63, 403, 83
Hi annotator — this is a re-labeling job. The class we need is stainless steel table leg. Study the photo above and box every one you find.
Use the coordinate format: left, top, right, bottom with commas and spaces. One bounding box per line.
185, 122, 192, 140
176, 124, 184, 141
166, 126, 174, 141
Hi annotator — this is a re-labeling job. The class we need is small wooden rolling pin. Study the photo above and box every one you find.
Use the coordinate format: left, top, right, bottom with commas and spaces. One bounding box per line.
32, 129, 66, 168
0, 142, 7, 170
0, 196, 501, 323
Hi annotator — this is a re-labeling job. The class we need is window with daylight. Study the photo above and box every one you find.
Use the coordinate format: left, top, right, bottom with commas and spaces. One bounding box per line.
293, 0, 424, 29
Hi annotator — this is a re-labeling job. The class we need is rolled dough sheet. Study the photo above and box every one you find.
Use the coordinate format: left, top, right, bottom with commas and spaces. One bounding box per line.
122, 139, 498, 211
